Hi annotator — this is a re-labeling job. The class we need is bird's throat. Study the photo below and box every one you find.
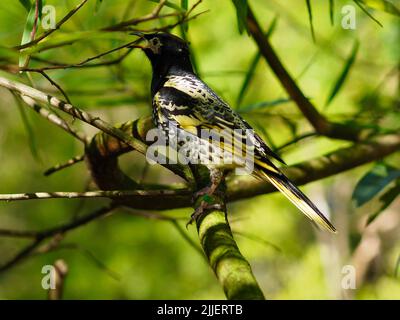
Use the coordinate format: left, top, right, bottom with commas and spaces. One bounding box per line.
150, 55, 194, 97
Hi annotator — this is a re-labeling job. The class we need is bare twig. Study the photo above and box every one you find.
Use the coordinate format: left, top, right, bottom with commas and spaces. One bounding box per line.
44, 155, 84, 176
0, 205, 116, 272
36, 70, 72, 103
0, 76, 147, 154
17, 94, 87, 143
21, 42, 139, 72
0, 189, 190, 202
48, 259, 68, 300
102, 0, 170, 31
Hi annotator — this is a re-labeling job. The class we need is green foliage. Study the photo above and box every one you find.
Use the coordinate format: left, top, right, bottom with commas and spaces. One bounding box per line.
236, 16, 278, 108
232, 0, 248, 34
19, 0, 43, 67
353, 0, 384, 26
329, 0, 335, 25
19, 0, 32, 12
366, 180, 400, 225
359, 0, 400, 16
305, 0, 315, 41
149, 0, 185, 12
0, 0, 399, 300
352, 163, 400, 207
325, 40, 359, 107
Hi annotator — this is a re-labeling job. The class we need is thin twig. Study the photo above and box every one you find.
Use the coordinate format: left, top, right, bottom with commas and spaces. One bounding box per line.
17, 94, 87, 143
14, 0, 89, 50
0, 205, 116, 272
36, 70, 72, 103
0, 76, 148, 154
21, 42, 138, 72
44, 155, 84, 176
48, 260, 68, 300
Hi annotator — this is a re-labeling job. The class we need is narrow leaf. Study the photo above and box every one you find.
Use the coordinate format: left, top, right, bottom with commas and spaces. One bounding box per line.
19, 0, 32, 12
325, 40, 359, 107
180, 0, 189, 32
353, 0, 383, 27
149, 0, 185, 12
19, 0, 43, 68
232, 0, 248, 34
13, 94, 40, 161
305, 0, 316, 42
95, 0, 103, 13
359, 0, 400, 16
395, 255, 400, 278
239, 98, 292, 112
329, 0, 335, 25
352, 163, 400, 207
236, 16, 278, 108
181, 0, 188, 10
366, 180, 400, 225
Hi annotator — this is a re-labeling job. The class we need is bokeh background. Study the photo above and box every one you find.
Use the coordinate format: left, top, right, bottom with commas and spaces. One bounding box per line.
0, 0, 399, 299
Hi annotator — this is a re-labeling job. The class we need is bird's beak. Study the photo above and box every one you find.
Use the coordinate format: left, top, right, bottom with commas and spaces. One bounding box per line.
129, 32, 150, 50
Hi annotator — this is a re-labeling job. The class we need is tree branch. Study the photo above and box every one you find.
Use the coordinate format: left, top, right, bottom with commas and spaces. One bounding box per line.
196, 206, 265, 299
246, 6, 367, 141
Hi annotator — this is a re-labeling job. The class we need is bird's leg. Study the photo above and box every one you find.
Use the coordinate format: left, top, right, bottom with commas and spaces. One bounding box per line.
187, 168, 225, 227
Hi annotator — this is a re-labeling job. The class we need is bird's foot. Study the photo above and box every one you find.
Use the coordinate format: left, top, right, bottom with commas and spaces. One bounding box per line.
186, 201, 224, 228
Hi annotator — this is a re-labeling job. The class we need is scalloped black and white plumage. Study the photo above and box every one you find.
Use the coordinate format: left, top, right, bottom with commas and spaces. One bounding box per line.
141, 32, 336, 233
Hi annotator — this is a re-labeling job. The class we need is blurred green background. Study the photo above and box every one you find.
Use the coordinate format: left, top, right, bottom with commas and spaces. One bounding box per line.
0, 0, 399, 299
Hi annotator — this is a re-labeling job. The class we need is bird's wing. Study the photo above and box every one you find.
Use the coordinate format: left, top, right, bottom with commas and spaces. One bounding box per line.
157, 74, 285, 165
154, 74, 336, 233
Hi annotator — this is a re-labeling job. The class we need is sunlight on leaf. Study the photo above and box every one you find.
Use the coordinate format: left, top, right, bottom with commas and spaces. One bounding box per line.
239, 98, 292, 113
236, 16, 278, 108
353, 0, 384, 26
19, 0, 43, 68
352, 163, 400, 207
366, 180, 400, 225
325, 40, 359, 107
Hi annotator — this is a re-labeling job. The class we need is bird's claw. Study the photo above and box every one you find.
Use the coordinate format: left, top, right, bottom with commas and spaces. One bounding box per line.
186, 201, 224, 228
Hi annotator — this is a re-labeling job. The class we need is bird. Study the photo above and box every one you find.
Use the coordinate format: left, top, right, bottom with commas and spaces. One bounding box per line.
139, 32, 336, 233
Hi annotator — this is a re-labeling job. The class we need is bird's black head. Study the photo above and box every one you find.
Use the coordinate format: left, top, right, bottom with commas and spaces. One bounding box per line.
141, 33, 194, 74
139, 32, 194, 95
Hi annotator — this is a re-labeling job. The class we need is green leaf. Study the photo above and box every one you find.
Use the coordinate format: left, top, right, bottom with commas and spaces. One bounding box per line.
395, 255, 400, 278
352, 163, 400, 207
236, 16, 278, 108
239, 98, 292, 112
19, 0, 32, 12
366, 180, 400, 225
19, 0, 43, 68
181, 0, 188, 10
329, 0, 335, 25
95, 0, 103, 13
180, 0, 189, 32
149, 0, 185, 12
14, 94, 40, 161
353, 0, 383, 26
325, 40, 359, 107
305, 0, 315, 42
232, 0, 248, 34
358, 0, 400, 16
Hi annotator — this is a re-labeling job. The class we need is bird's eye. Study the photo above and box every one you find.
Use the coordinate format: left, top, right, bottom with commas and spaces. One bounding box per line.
151, 38, 160, 46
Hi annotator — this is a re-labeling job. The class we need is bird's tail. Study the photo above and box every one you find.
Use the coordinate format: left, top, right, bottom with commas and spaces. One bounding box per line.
257, 167, 336, 233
